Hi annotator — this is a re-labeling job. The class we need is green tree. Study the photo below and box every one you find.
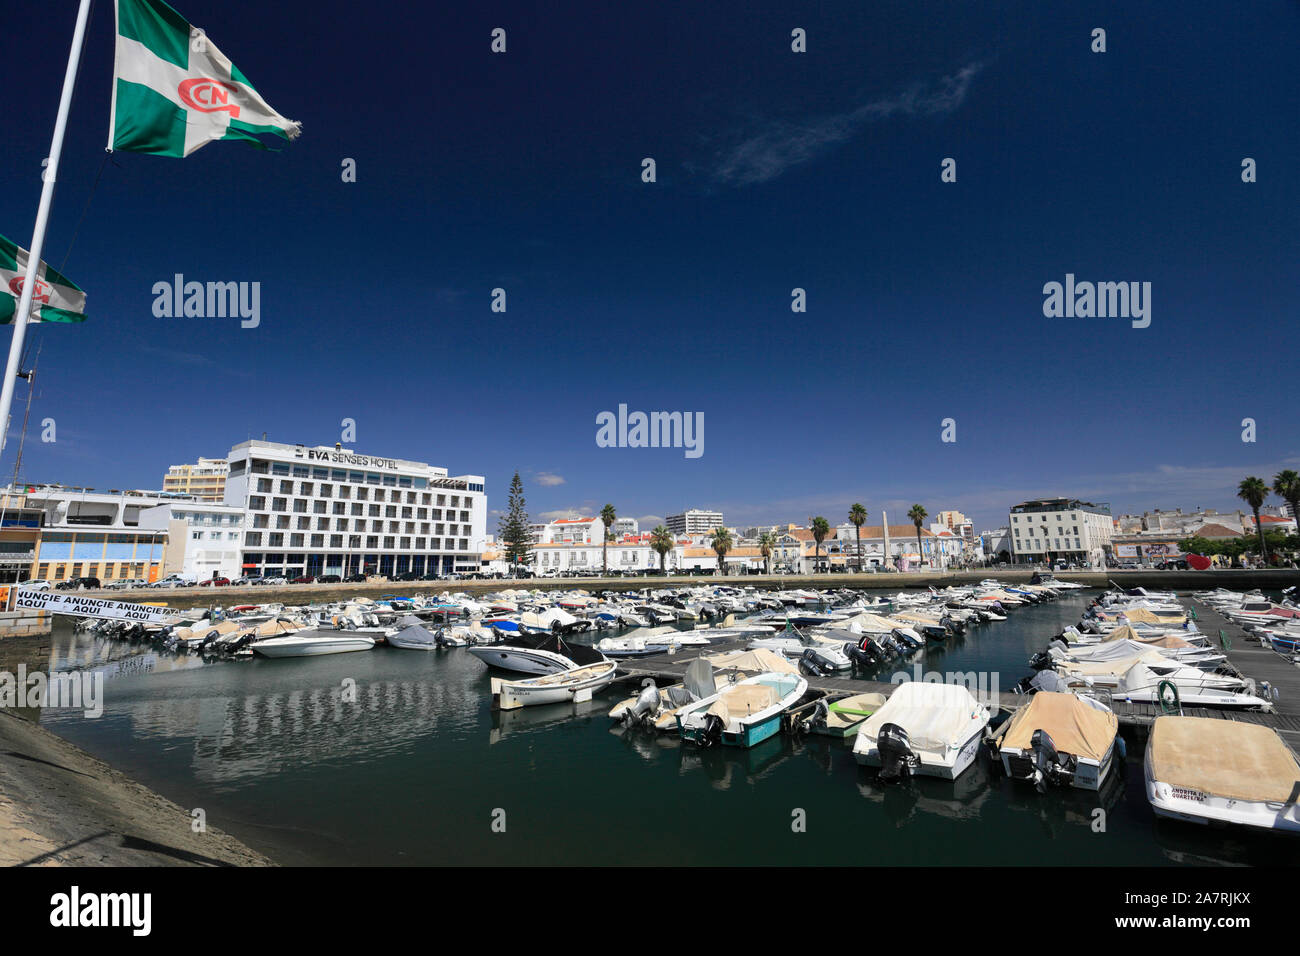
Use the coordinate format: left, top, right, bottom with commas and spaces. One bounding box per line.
757, 530, 776, 574
848, 503, 868, 570
811, 516, 830, 573
497, 472, 533, 573
650, 525, 675, 573
1273, 470, 1300, 543
600, 503, 617, 574
907, 504, 929, 569
710, 526, 733, 575
1237, 476, 1270, 561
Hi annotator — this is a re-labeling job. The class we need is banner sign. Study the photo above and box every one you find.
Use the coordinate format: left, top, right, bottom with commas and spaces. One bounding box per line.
12, 589, 181, 624
1115, 544, 1139, 557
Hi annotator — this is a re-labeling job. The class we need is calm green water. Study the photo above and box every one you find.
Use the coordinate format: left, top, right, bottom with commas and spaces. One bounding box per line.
28, 593, 1292, 866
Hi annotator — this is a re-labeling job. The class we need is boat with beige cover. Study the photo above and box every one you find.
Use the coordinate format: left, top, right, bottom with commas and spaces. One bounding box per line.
995, 692, 1119, 791
1145, 715, 1300, 832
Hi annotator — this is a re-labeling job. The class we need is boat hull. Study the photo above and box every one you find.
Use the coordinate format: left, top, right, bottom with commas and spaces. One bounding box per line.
252, 635, 376, 658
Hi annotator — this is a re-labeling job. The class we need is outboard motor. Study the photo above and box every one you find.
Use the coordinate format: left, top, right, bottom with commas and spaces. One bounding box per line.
800, 648, 832, 677
434, 626, 453, 648
876, 723, 920, 783
807, 698, 830, 733
624, 679, 660, 727
698, 713, 725, 748
1030, 728, 1077, 792
1027, 650, 1054, 670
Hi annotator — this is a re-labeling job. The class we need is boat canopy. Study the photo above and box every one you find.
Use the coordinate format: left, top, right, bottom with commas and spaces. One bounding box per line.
861, 682, 985, 751
706, 648, 797, 675
1061, 638, 1194, 661
1118, 609, 1186, 624
1148, 716, 1300, 804
1001, 692, 1117, 761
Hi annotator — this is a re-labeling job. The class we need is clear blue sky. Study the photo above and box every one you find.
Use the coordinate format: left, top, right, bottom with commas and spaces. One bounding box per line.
2, 0, 1296, 531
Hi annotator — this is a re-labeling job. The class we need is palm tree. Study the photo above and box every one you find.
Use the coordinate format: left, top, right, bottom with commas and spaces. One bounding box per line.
1273, 470, 1300, 545
757, 530, 776, 574
1237, 477, 1270, 562
710, 526, 733, 576
599, 503, 617, 574
810, 516, 830, 574
848, 503, 867, 571
650, 525, 674, 574
907, 504, 928, 569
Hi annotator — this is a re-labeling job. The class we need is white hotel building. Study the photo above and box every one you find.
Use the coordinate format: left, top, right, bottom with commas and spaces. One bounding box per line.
1008, 498, 1114, 566
224, 440, 486, 579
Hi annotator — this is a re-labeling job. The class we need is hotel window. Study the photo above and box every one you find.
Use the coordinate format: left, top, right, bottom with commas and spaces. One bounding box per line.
310, 535, 324, 547
290, 534, 304, 547
371, 520, 382, 532
459, 539, 468, 550
366, 473, 381, 485
252, 459, 269, 474
313, 501, 327, 514
316, 518, 329, 531
417, 508, 427, 519
339, 486, 351, 499
385, 506, 397, 518
415, 538, 426, 549
335, 519, 347, 531
246, 532, 262, 546
272, 497, 287, 512
349, 536, 362, 549
297, 517, 310, 530
437, 495, 445, 506
300, 483, 313, 497
374, 489, 385, 502
353, 519, 365, 532
279, 480, 293, 494
430, 538, 440, 549
257, 478, 272, 493
330, 535, 343, 548
271, 462, 289, 476
320, 484, 332, 498
292, 466, 309, 478
420, 523, 429, 534
389, 522, 399, 533
192, 531, 202, 540
366, 536, 379, 548
249, 496, 266, 510
383, 475, 397, 487
293, 500, 308, 513
421, 494, 431, 505
331, 470, 346, 481
276, 515, 290, 529
332, 502, 345, 515
269, 533, 284, 547
357, 488, 368, 501
400, 537, 410, 549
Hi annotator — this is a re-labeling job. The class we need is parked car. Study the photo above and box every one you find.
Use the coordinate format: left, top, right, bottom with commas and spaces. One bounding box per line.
233, 574, 263, 586
290, 574, 315, 584
55, 576, 101, 591
20, 579, 51, 591
199, 577, 231, 587
262, 575, 288, 586
316, 573, 342, 583
343, 573, 367, 583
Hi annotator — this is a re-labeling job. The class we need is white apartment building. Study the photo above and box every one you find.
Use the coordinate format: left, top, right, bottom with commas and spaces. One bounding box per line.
665, 509, 724, 536
139, 502, 245, 581
612, 517, 639, 536
1008, 498, 1113, 565
224, 440, 486, 579
537, 516, 607, 545
162, 457, 229, 502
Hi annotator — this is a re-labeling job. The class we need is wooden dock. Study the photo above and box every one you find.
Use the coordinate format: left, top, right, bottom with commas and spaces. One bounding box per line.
613, 599, 1300, 740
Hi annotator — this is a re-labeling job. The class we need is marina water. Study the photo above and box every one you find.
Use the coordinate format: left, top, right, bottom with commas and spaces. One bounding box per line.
24, 593, 1290, 865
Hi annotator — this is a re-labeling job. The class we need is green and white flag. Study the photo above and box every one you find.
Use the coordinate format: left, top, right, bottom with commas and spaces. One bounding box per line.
0, 235, 87, 325
108, 0, 301, 157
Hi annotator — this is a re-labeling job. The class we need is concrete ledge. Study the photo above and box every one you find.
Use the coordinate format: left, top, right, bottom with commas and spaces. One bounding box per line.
0, 609, 51, 639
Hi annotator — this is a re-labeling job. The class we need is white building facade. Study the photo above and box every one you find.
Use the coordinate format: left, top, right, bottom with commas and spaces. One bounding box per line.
1008, 498, 1113, 565
665, 509, 724, 536
139, 502, 246, 581
224, 440, 486, 579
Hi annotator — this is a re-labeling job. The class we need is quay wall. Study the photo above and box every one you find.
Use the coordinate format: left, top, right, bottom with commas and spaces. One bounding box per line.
41, 568, 1300, 612
0, 609, 52, 640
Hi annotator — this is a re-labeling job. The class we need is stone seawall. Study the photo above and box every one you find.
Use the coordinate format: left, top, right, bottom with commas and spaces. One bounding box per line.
0, 609, 52, 640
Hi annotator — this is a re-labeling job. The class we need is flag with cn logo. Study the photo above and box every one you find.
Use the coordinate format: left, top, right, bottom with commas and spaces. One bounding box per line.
0, 234, 87, 325
108, 0, 301, 157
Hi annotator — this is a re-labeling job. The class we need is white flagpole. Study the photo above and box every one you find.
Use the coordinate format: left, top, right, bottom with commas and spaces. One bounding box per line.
0, 0, 94, 459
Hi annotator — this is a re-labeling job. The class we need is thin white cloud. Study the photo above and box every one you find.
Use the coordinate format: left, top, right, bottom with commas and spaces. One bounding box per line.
712, 63, 983, 186
533, 472, 566, 487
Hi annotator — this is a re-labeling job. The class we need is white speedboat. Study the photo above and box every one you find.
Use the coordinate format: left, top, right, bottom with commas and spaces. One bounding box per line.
467, 633, 607, 675
1145, 715, 1300, 832
491, 660, 618, 710
252, 632, 376, 657
853, 682, 990, 780
386, 616, 441, 649
995, 692, 1119, 791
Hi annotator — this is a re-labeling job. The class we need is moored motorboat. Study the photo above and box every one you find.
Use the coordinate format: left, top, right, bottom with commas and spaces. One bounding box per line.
468, 633, 607, 675
252, 632, 376, 657
853, 682, 990, 781
676, 671, 808, 748
1145, 715, 1300, 832
993, 692, 1119, 791
491, 660, 618, 710
804, 692, 888, 739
